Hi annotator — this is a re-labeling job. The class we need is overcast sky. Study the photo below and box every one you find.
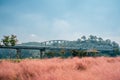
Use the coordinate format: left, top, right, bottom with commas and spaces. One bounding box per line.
0, 0, 120, 44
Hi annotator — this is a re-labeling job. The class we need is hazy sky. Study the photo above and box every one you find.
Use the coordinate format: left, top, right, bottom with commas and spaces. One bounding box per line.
0, 0, 120, 44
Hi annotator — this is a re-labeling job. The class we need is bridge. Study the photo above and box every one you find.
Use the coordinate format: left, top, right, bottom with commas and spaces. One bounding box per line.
0, 40, 114, 58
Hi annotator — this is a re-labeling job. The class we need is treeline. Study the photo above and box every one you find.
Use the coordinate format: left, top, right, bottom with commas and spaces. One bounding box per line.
63, 35, 119, 51
76, 35, 119, 47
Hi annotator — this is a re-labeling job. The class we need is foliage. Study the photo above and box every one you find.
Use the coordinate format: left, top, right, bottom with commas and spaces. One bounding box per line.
45, 51, 55, 58
1, 35, 18, 46
10, 35, 18, 46
60, 49, 66, 58
71, 50, 98, 57
2, 36, 10, 46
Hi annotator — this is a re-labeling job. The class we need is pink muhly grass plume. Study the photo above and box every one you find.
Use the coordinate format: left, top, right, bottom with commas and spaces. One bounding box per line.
0, 57, 120, 80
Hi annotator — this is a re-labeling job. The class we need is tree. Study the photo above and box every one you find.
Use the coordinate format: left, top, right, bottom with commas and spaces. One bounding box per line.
2, 35, 10, 46
46, 51, 55, 58
60, 49, 65, 58
98, 37, 103, 43
105, 39, 111, 45
89, 35, 97, 41
10, 35, 18, 46
77, 38, 81, 42
112, 41, 119, 48
112, 41, 119, 56
81, 36, 86, 41
2, 35, 18, 46
113, 48, 119, 56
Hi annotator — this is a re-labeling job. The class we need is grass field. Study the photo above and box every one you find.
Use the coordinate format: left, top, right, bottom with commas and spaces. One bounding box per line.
0, 57, 120, 80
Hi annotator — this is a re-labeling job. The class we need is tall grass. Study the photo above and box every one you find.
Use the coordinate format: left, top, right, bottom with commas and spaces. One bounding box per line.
0, 57, 120, 80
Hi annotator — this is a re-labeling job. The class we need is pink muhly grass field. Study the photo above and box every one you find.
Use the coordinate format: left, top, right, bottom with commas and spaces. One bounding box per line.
0, 57, 120, 80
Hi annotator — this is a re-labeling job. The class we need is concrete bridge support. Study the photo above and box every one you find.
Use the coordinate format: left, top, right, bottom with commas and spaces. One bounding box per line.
39, 48, 45, 59
16, 49, 21, 59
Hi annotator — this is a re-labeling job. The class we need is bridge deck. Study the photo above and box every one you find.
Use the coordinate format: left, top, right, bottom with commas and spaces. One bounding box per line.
0, 46, 47, 50
0, 46, 113, 51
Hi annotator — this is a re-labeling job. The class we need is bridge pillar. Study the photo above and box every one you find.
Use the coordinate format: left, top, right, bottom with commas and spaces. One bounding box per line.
44, 42, 47, 46
39, 50, 42, 59
39, 48, 45, 59
16, 49, 21, 59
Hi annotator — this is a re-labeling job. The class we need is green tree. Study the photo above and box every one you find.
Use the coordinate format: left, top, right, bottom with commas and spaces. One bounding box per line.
10, 35, 18, 46
1, 35, 18, 46
113, 48, 119, 56
60, 49, 65, 58
2, 35, 10, 46
112, 41, 119, 48
105, 39, 111, 45
98, 37, 103, 41
98, 37, 103, 44
77, 38, 81, 44
112, 41, 119, 56
89, 35, 97, 41
81, 36, 86, 41
46, 51, 55, 58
